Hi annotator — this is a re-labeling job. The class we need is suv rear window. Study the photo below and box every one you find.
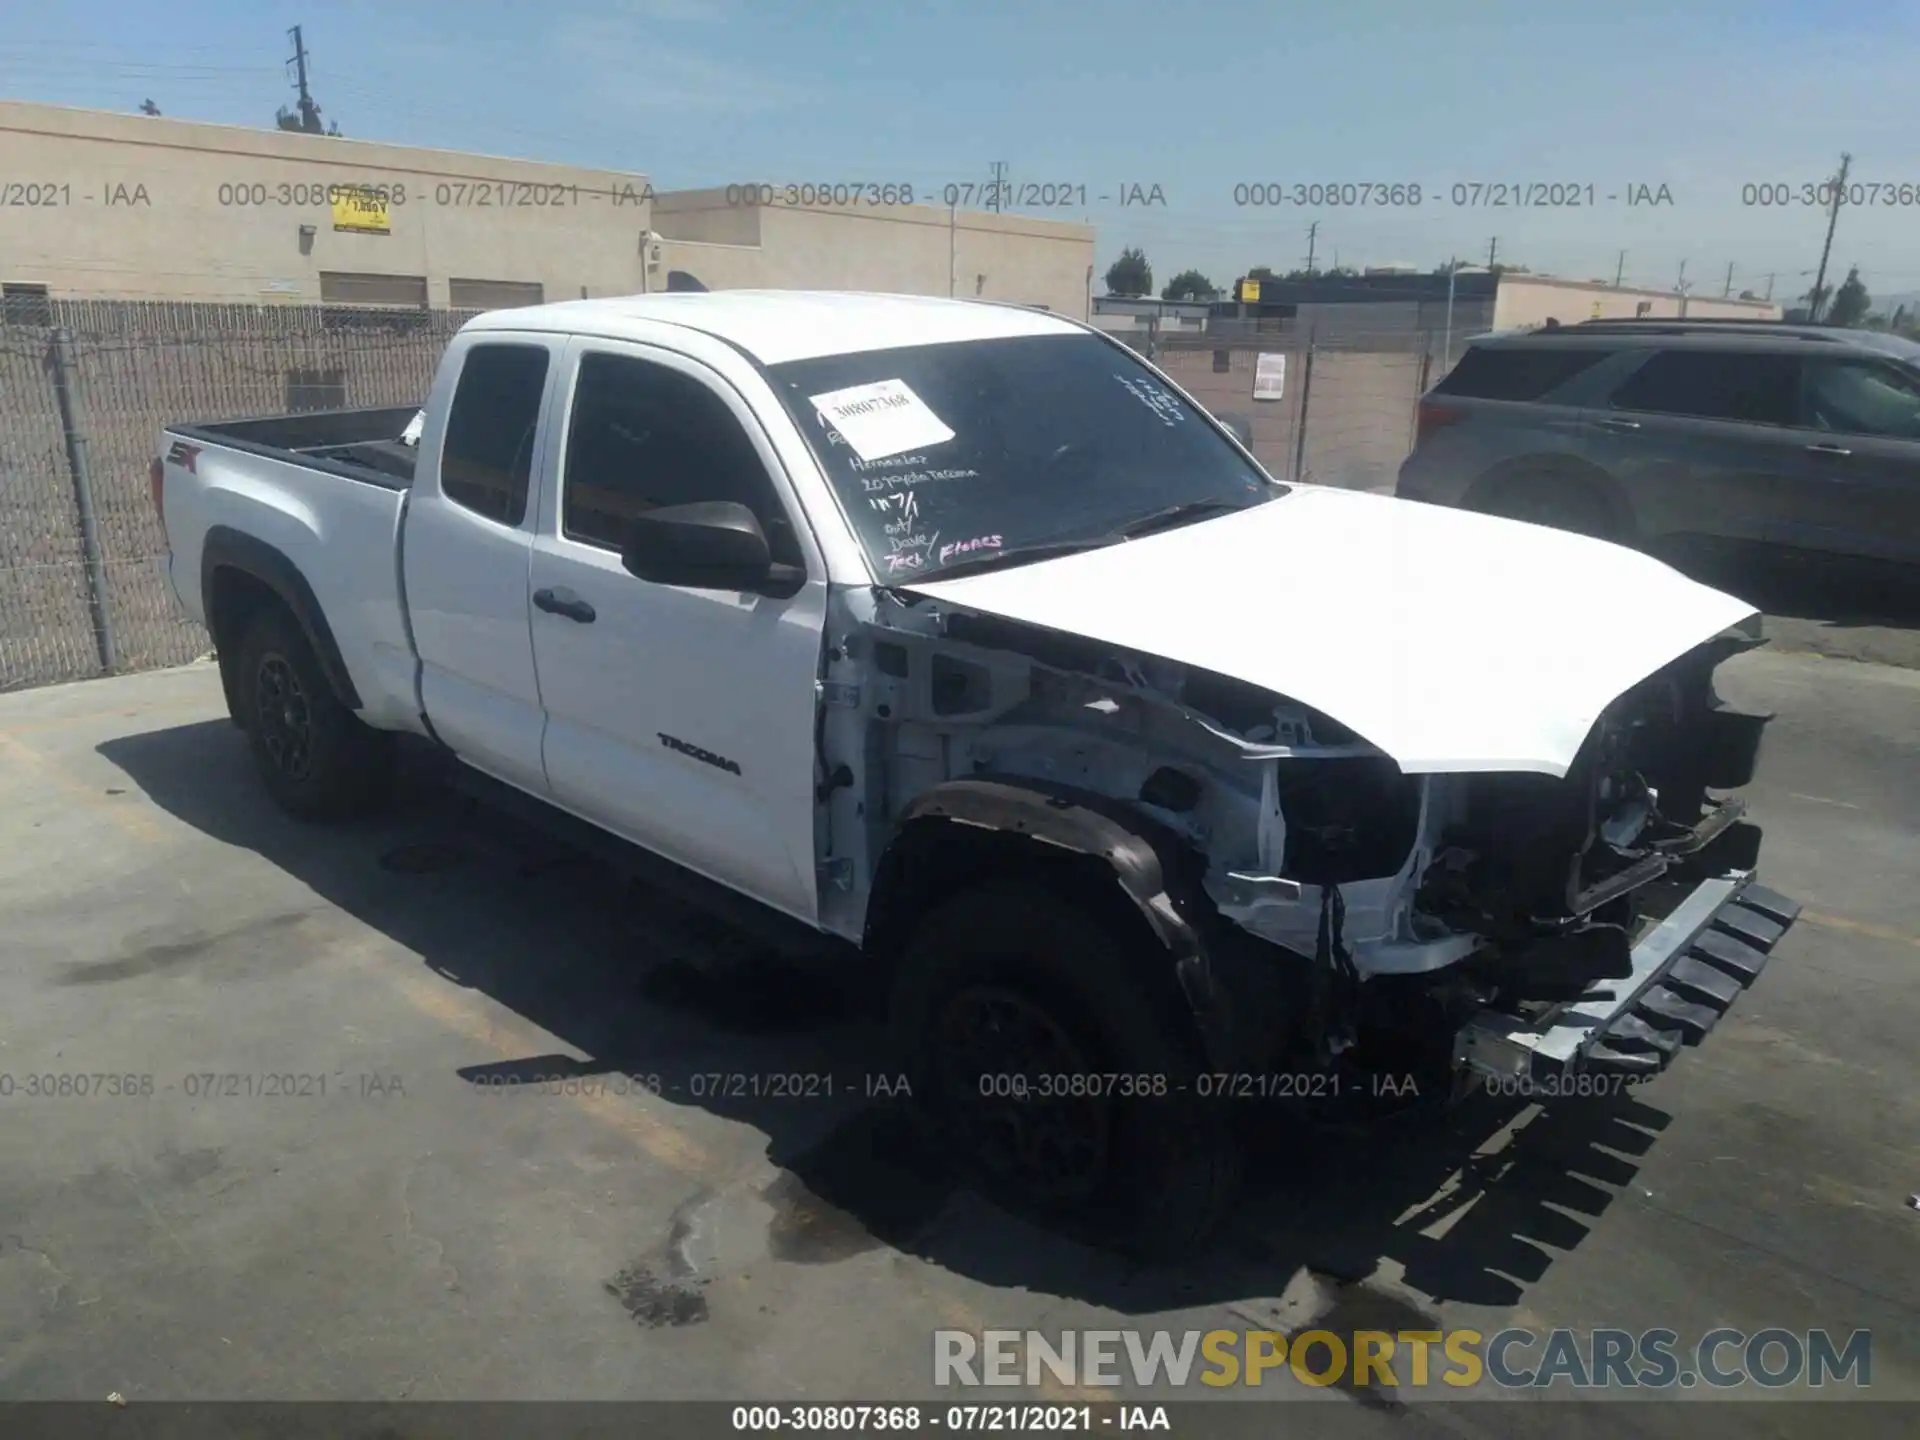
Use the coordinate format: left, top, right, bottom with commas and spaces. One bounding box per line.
1432, 345, 1615, 401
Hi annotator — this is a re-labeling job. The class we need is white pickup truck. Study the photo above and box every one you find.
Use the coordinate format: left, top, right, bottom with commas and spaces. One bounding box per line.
154, 290, 1800, 1255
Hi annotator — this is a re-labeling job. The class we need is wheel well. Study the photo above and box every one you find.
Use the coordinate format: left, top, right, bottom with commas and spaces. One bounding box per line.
206, 566, 289, 726
865, 819, 1202, 1039
1464, 455, 1634, 539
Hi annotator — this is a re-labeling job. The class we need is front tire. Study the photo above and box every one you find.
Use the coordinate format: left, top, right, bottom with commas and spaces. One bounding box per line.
236, 606, 391, 822
888, 881, 1240, 1259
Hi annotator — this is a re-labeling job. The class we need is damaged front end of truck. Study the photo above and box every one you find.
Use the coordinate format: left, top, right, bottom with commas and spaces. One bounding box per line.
816, 582, 1801, 1105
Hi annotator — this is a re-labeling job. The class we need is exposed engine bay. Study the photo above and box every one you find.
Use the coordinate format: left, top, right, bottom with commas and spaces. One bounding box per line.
813, 583, 1772, 1074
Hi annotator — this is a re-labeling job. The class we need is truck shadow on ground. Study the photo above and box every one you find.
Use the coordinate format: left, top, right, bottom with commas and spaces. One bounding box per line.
102, 719, 1672, 1332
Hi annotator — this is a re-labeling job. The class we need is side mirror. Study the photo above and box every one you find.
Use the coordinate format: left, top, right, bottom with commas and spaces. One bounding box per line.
621, 500, 784, 591
1216, 411, 1254, 448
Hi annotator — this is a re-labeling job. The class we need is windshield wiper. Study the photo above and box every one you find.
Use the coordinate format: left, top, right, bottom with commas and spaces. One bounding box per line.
1114, 496, 1257, 539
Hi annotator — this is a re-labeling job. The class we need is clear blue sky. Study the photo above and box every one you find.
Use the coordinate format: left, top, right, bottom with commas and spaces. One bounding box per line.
6, 0, 1920, 305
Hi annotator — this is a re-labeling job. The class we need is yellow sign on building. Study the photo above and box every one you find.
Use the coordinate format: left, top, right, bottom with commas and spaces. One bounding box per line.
1239, 278, 1261, 303
331, 186, 390, 234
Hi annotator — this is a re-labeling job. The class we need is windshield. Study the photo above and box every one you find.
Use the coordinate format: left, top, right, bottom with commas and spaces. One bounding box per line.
762, 332, 1281, 581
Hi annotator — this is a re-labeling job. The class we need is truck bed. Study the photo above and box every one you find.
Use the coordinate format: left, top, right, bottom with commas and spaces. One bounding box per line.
172, 405, 421, 489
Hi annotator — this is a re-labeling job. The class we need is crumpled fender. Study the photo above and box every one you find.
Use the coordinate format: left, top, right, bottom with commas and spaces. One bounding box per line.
869, 775, 1239, 1069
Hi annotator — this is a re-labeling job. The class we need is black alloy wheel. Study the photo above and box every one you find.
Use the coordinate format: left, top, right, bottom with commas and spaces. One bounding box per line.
253, 652, 315, 782
927, 983, 1111, 1205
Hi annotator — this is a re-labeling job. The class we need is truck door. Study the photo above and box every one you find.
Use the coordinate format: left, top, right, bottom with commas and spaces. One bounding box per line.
402, 335, 563, 796
527, 339, 829, 924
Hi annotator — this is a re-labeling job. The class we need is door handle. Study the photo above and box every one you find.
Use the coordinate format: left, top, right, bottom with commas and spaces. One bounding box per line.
1804, 442, 1852, 457
533, 587, 597, 623
1595, 417, 1642, 431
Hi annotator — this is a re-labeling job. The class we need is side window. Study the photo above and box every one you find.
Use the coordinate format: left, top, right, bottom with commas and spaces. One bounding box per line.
1799, 359, 1920, 439
1608, 350, 1799, 425
1432, 345, 1617, 401
440, 344, 550, 525
560, 352, 804, 568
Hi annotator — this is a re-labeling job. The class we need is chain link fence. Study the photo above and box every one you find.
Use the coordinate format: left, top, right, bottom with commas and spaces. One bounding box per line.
0, 301, 471, 691
2, 300, 1464, 693
1113, 317, 1451, 492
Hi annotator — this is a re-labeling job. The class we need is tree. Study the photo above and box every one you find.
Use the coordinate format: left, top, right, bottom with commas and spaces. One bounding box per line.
1105, 247, 1152, 298
1738, 289, 1761, 301
1827, 266, 1870, 327
138, 98, 161, 115
1161, 269, 1215, 302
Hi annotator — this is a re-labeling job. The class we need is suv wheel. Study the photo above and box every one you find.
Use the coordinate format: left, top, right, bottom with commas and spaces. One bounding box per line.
889, 881, 1240, 1259
1478, 476, 1621, 542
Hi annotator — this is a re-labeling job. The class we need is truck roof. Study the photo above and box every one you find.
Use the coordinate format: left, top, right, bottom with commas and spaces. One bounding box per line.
461, 290, 1084, 366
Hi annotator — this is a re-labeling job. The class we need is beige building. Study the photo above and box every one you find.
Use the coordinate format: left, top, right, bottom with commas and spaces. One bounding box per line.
1491, 274, 1782, 329
0, 100, 1094, 317
652, 189, 1094, 317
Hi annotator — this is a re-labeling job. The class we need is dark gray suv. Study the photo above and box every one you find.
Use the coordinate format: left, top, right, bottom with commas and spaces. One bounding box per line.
1395, 319, 1920, 565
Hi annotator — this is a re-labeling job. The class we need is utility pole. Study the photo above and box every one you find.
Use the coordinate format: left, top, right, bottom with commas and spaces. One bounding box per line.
1304, 221, 1318, 277
987, 160, 1007, 214
1723, 261, 1735, 297
1765, 272, 1775, 301
1675, 260, 1690, 316
1442, 256, 1458, 371
948, 202, 957, 296
1614, 250, 1625, 288
286, 25, 322, 133
1808, 152, 1852, 322
1486, 236, 1498, 271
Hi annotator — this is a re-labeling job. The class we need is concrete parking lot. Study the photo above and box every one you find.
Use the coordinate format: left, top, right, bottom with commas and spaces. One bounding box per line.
0, 646, 1916, 1432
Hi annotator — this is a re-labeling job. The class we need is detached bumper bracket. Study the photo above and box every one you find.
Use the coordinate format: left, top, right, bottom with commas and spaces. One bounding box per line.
1636, 985, 1721, 1043
1713, 904, 1788, 950
1692, 928, 1770, 985
1453, 870, 1799, 1088
1734, 882, 1802, 927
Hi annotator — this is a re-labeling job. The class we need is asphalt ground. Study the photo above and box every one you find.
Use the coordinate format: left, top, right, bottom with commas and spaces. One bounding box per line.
0, 644, 1915, 1435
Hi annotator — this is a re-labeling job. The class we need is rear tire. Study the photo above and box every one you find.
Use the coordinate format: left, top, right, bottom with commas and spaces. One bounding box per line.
1475, 474, 1623, 542
236, 606, 392, 822
888, 881, 1240, 1260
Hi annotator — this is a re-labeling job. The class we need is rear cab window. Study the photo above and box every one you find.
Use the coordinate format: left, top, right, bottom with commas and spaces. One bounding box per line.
439, 344, 551, 525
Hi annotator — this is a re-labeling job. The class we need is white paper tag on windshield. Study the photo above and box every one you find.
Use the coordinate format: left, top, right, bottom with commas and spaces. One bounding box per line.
808, 379, 955, 462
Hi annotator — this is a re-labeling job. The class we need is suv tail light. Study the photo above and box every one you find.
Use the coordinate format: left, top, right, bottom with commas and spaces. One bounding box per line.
1415, 401, 1468, 445
150, 455, 167, 546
